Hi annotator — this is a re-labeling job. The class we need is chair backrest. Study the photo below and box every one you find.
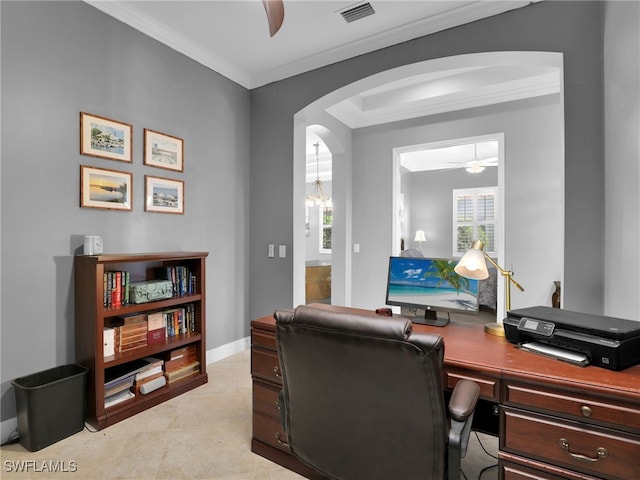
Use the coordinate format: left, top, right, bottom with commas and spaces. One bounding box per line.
275, 305, 448, 480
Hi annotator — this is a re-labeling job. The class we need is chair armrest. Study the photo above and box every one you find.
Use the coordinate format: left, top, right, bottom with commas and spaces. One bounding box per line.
449, 378, 480, 422
447, 379, 480, 480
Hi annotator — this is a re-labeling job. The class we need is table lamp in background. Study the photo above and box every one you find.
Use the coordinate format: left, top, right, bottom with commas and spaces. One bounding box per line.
454, 240, 524, 336
414, 229, 426, 250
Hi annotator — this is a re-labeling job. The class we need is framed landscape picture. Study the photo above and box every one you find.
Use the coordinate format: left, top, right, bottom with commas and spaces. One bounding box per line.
145, 175, 184, 214
144, 129, 184, 172
80, 165, 132, 211
80, 112, 132, 163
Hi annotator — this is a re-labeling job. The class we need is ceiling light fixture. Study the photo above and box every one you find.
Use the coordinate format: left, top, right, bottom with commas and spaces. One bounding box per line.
305, 142, 331, 207
465, 144, 486, 173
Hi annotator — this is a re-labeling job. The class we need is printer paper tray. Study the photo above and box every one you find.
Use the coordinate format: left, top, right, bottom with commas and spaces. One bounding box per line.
518, 342, 589, 367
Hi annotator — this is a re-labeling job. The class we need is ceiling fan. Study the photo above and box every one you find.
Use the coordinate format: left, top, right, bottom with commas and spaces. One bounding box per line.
262, 0, 285, 37
439, 144, 498, 173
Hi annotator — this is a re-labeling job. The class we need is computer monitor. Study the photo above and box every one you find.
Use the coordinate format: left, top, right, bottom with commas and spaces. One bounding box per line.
385, 256, 480, 327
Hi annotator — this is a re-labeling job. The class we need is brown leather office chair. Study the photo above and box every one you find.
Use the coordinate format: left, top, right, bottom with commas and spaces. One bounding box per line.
274, 305, 480, 480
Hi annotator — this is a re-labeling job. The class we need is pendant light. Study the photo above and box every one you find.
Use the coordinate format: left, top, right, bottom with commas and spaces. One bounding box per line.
305, 142, 331, 207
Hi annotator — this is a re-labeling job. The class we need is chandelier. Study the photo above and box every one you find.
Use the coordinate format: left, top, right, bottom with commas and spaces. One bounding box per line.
305, 142, 331, 207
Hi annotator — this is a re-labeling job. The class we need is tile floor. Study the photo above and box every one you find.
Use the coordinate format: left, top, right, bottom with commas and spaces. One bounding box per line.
1, 349, 498, 479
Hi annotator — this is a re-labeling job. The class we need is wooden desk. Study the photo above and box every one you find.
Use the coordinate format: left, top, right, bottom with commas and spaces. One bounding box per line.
250, 306, 640, 480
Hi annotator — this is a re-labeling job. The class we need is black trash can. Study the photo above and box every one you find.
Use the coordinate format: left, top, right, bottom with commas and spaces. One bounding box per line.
12, 364, 88, 451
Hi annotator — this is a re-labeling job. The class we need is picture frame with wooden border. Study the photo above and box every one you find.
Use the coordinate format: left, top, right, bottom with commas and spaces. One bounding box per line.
80, 112, 133, 163
143, 128, 184, 172
80, 165, 132, 211
145, 175, 184, 214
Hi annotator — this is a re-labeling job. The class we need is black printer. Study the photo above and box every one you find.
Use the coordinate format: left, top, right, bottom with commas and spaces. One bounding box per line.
504, 306, 640, 371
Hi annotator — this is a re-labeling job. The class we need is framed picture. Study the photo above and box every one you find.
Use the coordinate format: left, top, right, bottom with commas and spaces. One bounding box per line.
145, 175, 184, 214
80, 112, 132, 163
80, 165, 132, 211
144, 129, 184, 172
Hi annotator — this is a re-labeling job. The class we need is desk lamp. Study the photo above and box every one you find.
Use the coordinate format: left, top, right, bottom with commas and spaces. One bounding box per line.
454, 240, 524, 336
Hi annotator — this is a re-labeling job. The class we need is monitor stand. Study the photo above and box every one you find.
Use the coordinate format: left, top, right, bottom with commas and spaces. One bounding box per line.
411, 309, 451, 327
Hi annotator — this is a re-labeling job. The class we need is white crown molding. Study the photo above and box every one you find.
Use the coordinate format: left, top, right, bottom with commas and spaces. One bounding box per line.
84, 1, 252, 88
251, 1, 532, 88
85, 1, 531, 90
331, 72, 561, 129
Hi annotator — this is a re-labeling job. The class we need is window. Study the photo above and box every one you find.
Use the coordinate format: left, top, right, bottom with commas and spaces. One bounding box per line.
319, 205, 332, 253
453, 187, 497, 256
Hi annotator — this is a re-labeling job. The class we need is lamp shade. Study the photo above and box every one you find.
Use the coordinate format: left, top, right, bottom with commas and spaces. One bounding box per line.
414, 230, 426, 242
454, 240, 489, 279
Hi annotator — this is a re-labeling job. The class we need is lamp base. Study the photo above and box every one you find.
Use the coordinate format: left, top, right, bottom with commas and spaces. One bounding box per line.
484, 322, 505, 337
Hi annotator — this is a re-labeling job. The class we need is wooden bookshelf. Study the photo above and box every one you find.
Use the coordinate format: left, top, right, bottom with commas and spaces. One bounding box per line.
75, 252, 208, 430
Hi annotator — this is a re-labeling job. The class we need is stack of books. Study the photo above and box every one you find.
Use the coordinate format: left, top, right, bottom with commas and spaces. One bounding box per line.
104, 359, 152, 408
109, 314, 148, 352
163, 345, 200, 385
133, 357, 165, 394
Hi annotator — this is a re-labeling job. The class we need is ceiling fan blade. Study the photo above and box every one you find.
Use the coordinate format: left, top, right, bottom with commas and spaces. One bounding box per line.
262, 0, 284, 37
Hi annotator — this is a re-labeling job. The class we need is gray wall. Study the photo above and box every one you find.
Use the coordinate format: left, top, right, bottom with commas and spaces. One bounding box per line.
405, 168, 499, 258
350, 94, 564, 313
1, 1, 250, 430
603, 1, 640, 319
250, 1, 605, 320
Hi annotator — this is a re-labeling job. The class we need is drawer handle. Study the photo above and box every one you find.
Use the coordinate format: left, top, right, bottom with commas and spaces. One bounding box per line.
275, 399, 280, 410
559, 438, 608, 463
275, 432, 289, 447
273, 366, 282, 379
581, 405, 592, 417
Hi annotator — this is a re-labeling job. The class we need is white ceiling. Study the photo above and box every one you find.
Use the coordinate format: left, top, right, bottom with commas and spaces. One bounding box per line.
85, 1, 554, 179
85, 0, 536, 89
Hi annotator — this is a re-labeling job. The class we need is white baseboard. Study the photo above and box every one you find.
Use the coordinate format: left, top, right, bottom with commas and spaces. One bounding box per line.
205, 336, 250, 365
1, 418, 18, 446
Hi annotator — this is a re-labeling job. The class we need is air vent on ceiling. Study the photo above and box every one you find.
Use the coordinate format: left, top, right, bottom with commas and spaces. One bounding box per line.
339, 2, 375, 23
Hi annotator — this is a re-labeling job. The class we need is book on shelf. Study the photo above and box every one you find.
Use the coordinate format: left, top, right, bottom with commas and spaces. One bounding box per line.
103, 327, 115, 357
164, 345, 198, 372
107, 316, 149, 352
104, 358, 153, 388
134, 371, 165, 394
104, 376, 134, 398
153, 265, 196, 296
103, 270, 131, 308
164, 361, 200, 384
105, 389, 134, 409
135, 357, 164, 381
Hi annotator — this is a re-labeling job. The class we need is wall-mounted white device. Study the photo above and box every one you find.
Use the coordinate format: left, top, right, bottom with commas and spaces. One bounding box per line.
84, 235, 103, 255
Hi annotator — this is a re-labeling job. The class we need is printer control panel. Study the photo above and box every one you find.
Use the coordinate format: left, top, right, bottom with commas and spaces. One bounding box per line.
518, 317, 555, 337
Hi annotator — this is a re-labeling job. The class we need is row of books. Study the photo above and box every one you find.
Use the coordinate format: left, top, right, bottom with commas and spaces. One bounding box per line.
148, 304, 196, 338
104, 347, 200, 408
152, 266, 197, 297
103, 271, 130, 308
103, 305, 197, 357
102, 265, 197, 308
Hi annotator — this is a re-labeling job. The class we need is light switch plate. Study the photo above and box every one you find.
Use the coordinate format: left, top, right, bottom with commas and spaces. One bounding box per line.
279, 245, 286, 258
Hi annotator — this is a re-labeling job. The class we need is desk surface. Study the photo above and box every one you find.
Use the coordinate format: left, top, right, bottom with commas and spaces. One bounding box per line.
255, 304, 640, 401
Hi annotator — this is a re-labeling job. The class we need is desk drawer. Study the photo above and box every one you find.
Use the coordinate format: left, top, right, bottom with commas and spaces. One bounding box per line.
251, 348, 283, 384
505, 381, 640, 432
253, 380, 281, 418
502, 407, 640, 480
253, 411, 289, 453
252, 329, 277, 350
445, 367, 499, 401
